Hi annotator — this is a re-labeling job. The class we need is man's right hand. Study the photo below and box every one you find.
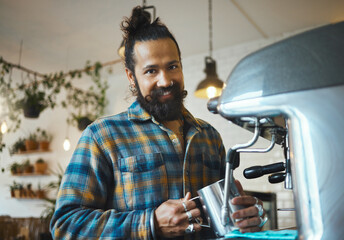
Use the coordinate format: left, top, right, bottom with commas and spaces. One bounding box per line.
154, 192, 202, 238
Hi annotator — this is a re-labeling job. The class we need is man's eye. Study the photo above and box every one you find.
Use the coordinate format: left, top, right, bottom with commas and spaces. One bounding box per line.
145, 69, 156, 74
169, 65, 178, 70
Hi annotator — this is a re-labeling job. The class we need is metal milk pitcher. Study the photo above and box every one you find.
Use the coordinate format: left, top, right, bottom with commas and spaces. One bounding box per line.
197, 179, 245, 237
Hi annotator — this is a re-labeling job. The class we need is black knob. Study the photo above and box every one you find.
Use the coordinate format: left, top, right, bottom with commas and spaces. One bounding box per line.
269, 173, 286, 183
244, 162, 285, 179
227, 148, 240, 170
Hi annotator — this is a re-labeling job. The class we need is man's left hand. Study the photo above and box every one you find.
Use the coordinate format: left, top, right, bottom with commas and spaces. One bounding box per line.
231, 180, 267, 233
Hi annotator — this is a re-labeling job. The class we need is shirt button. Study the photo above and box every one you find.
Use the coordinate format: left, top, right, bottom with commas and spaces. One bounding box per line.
186, 171, 190, 176
172, 138, 178, 143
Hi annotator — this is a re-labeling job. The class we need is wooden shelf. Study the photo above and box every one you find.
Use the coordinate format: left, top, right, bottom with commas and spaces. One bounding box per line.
14, 149, 51, 155
10, 197, 46, 200
12, 173, 49, 177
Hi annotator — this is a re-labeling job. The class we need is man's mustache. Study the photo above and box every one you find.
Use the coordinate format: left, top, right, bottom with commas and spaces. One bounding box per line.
151, 84, 176, 97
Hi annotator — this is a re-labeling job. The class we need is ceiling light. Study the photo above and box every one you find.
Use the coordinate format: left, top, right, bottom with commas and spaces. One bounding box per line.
1, 121, 8, 134
195, 57, 224, 99
194, 0, 224, 99
63, 138, 71, 151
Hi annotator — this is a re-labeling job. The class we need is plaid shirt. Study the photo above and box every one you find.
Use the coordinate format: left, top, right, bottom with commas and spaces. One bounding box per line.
51, 101, 225, 239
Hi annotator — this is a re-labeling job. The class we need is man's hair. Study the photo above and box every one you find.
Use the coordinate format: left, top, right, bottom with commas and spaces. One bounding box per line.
120, 6, 181, 76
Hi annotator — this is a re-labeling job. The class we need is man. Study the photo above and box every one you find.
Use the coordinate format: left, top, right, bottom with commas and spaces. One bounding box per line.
50, 6, 266, 239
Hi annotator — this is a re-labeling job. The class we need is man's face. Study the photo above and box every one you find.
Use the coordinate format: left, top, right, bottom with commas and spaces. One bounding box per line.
126, 38, 185, 121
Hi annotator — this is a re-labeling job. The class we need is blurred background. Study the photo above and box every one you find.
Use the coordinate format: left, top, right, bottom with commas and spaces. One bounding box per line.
1, 0, 343, 239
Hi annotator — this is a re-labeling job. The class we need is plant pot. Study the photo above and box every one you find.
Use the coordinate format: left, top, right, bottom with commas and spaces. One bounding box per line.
77, 117, 93, 131
25, 139, 39, 151
39, 141, 50, 151
21, 188, 28, 198
23, 104, 44, 118
34, 162, 48, 174
36, 190, 45, 199
14, 189, 21, 198
23, 165, 34, 174
18, 145, 26, 153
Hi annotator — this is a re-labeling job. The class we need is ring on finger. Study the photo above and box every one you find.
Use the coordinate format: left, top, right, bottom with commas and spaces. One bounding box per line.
182, 202, 188, 212
185, 223, 195, 234
186, 211, 192, 223
186, 211, 193, 222
258, 216, 268, 228
254, 203, 264, 217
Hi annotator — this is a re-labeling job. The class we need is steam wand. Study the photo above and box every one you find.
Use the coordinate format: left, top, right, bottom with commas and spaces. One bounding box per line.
221, 118, 260, 226
221, 119, 278, 226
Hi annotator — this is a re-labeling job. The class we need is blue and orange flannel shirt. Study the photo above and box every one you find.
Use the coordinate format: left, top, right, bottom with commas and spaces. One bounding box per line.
50, 101, 225, 239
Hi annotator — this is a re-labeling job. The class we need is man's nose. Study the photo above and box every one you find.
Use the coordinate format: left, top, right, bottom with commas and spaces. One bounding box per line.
156, 71, 172, 88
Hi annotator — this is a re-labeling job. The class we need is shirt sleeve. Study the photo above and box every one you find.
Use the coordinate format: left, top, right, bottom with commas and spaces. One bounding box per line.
50, 127, 154, 239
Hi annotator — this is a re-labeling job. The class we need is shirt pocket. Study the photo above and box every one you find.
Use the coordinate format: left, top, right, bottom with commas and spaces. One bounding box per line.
118, 152, 169, 210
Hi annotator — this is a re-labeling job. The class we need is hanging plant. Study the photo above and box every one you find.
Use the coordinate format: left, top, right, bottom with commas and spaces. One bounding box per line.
16, 81, 48, 118
0, 57, 114, 133
63, 61, 109, 131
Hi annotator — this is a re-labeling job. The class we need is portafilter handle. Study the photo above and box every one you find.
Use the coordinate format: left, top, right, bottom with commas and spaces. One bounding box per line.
269, 173, 286, 183
244, 162, 285, 179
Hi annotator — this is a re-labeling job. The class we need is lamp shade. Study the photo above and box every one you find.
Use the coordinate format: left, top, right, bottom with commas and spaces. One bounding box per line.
118, 40, 125, 59
194, 56, 224, 99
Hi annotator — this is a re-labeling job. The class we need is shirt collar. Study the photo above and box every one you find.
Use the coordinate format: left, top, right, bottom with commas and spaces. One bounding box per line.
128, 101, 152, 122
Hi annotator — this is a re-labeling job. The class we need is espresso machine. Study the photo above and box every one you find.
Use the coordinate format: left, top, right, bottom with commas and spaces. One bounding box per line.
202, 21, 344, 239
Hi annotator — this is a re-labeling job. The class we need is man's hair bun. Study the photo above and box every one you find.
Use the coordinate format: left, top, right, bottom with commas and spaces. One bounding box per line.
121, 6, 152, 38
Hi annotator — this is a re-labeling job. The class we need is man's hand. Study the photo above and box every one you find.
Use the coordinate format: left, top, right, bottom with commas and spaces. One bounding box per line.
154, 192, 202, 238
231, 180, 267, 233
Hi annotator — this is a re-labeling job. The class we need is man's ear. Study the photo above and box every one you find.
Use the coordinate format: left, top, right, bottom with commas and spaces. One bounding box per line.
125, 68, 135, 86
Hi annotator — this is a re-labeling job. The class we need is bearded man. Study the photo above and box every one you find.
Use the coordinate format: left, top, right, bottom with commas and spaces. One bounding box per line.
50, 6, 265, 240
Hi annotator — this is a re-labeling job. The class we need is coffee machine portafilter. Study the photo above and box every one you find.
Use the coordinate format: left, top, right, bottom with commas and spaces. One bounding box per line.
207, 21, 344, 239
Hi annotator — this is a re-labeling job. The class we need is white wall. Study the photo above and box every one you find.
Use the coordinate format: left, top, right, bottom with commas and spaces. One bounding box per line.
0, 31, 300, 229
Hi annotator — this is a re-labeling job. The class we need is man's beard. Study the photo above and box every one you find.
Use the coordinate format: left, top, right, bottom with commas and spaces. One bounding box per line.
136, 81, 187, 122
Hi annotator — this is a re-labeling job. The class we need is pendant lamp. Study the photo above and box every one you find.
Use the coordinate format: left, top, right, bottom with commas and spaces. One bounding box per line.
0, 120, 8, 134
194, 0, 224, 99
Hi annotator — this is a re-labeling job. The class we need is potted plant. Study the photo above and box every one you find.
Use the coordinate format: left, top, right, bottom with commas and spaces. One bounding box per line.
36, 128, 53, 151
26, 183, 37, 198
15, 81, 49, 118
36, 183, 46, 199
71, 113, 95, 131
9, 181, 20, 197
22, 159, 34, 174
14, 183, 22, 198
9, 162, 20, 175
34, 158, 48, 174
10, 137, 26, 154
25, 132, 39, 151
14, 183, 24, 198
